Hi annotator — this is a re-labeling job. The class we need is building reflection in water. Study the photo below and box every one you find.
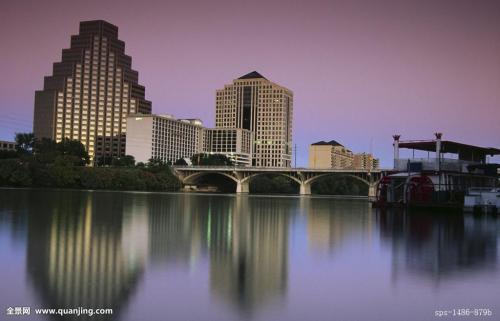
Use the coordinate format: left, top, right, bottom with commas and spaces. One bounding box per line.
147, 193, 209, 266
305, 198, 372, 253
26, 191, 148, 319
375, 208, 499, 281
208, 196, 291, 313
146, 194, 292, 314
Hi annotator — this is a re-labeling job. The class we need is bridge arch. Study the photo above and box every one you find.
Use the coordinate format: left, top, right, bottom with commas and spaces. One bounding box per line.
304, 173, 381, 197
304, 173, 371, 186
239, 172, 302, 194
182, 171, 238, 185
241, 172, 302, 185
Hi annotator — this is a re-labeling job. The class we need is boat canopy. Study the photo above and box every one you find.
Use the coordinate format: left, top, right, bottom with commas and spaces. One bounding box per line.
398, 140, 500, 161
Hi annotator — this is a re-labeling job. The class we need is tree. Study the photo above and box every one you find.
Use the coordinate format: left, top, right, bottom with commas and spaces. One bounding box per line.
112, 155, 135, 167
311, 176, 368, 196
250, 174, 299, 194
0, 150, 18, 159
191, 153, 233, 166
174, 158, 188, 166
15, 132, 35, 154
146, 158, 170, 173
147, 158, 167, 168
33, 138, 59, 163
57, 138, 90, 165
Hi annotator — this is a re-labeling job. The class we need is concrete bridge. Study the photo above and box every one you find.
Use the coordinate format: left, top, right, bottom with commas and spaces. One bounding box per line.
171, 166, 389, 197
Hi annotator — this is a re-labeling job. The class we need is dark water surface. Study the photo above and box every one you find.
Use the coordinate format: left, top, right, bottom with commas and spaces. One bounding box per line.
0, 188, 499, 321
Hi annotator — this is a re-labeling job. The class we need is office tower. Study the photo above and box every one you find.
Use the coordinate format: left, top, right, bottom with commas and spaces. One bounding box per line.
33, 20, 151, 163
308, 140, 353, 169
215, 71, 293, 167
126, 114, 204, 164
203, 128, 253, 166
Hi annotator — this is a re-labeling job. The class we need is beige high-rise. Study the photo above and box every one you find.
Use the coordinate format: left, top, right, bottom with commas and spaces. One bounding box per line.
33, 20, 151, 164
215, 71, 293, 167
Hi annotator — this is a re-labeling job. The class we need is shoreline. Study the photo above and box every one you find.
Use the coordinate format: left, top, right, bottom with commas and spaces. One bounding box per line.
0, 186, 370, 200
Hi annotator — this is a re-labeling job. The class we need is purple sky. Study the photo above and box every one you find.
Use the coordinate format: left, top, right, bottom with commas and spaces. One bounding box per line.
1, 0, 499, 166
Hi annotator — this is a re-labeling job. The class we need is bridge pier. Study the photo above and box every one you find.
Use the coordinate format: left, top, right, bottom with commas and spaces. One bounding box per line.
236, 180, 249, 193
368, 183, 377, 200
300, 182, 311, 195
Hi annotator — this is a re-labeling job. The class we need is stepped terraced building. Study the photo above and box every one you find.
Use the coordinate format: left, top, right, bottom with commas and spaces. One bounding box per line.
33, 20, 151, 164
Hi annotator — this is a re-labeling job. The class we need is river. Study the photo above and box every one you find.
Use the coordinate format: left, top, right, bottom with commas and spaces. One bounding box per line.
0, 188, 499, 320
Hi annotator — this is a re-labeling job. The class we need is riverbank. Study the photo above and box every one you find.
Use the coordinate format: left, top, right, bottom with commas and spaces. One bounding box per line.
0, 186, 371, 199
0, 158, 181, 192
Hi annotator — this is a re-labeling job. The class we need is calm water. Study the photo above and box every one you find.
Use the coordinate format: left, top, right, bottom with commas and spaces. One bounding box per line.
0, 189, 499, 321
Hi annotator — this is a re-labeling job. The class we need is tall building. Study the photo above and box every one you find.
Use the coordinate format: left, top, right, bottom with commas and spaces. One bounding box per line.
33, 20, 151, 163
126, 114, 204, 164
308, 140, 353, 169
215, 71, 293, 167
204, 128, 253, 166
353, 152, 380, 170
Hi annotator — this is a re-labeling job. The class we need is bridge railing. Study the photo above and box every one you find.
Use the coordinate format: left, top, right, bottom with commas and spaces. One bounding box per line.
171, 165, 385, 173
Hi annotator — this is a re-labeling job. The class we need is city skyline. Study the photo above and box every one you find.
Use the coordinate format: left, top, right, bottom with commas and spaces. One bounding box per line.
1, 0, 500, 167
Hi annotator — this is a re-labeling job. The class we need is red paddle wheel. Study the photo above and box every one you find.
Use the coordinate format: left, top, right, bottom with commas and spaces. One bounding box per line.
405, 175, 434, 204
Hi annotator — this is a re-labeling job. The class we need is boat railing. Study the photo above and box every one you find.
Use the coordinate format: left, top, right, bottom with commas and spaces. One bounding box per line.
394, 158, 477, 172
467, 187, 500, 194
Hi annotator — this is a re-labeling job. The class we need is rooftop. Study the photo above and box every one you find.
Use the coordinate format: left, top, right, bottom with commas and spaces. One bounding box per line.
311, 140, 344, 147
238, 71, 267, 80
398, 140, 500, 156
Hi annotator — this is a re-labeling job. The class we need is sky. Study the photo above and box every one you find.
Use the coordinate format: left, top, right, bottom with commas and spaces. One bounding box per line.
0, 0, 499, 167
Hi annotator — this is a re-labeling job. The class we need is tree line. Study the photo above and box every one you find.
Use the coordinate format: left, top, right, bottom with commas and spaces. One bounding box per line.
0, 133, 180, 191
1, 133, 369, 195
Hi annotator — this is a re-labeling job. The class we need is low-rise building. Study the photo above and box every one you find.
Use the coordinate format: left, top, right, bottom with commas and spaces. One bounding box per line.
125, 114, 204, 164
204, 128, 253, 166
0, 140, 16, 152
309, 140, 353, 169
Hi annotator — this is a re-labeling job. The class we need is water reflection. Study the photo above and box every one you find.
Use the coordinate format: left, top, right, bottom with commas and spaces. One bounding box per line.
21, 191, 145, 320
0, 190, 499, 321
376, 209, 499, 280
305, 199, 372, 253
208, 197, 291, 313
146, 194, 291, 313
